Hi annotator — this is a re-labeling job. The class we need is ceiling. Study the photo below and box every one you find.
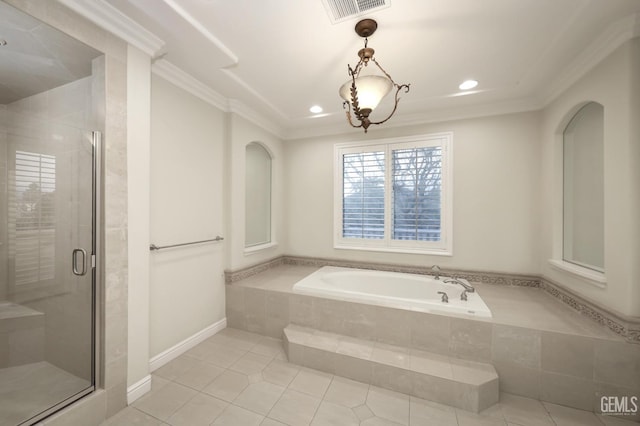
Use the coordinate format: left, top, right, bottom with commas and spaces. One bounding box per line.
7, 0, 640, 138
0, 1, 101, 104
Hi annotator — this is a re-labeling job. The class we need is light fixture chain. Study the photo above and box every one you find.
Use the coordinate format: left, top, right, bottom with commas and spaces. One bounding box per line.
372, 58, 395, 86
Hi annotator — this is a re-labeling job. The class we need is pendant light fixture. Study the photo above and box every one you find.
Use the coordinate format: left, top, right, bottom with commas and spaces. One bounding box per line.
340, 19, 410, 133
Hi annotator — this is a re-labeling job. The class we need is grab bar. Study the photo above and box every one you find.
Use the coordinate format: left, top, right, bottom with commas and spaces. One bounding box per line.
149, 236, 224, 251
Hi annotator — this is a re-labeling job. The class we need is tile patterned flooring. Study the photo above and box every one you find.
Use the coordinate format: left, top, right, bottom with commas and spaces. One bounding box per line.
0, 361, 90, 425
104, 328, 636, 426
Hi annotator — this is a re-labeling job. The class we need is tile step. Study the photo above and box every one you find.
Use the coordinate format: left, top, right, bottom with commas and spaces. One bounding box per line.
283, 324, 499, 413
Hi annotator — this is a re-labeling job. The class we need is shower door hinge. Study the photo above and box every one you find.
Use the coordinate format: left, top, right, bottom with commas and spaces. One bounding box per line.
91, 254, 96, 268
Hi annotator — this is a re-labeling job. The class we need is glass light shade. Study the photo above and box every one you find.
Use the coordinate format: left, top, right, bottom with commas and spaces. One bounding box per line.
339, 75, 393, 111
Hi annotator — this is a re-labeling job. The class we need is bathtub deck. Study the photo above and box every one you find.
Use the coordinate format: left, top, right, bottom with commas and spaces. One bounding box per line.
231, 264, 620, 340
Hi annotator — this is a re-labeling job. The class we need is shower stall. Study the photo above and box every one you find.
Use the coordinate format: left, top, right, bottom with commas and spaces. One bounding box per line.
0, 2, 103, 424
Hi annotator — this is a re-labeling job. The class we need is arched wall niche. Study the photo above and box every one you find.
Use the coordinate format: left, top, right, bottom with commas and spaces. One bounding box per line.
560, 101, 605, 273
245, 141, 272, 248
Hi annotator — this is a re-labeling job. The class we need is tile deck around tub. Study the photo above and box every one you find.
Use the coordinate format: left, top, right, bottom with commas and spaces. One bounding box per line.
103, 328, 638, 426
230, 264, 622, 340
226, 264, 640, 418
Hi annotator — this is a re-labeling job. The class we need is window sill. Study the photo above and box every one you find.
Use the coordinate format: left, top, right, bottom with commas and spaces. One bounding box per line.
548, 259, 606, 288
244, 241, 278, 256
335, 244, 452, 257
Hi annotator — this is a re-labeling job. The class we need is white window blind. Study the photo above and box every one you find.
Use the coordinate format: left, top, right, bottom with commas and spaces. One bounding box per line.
342, 151, 385, 239
335, 133, 452, 255
10, 150, 56, 286
392, 146, 442, 241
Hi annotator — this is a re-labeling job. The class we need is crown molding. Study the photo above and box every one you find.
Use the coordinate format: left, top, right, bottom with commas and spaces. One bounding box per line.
161, 0, 237, 65
57, 0, 165, 57
220, 68, 290, 122
152, 59, 285, 139
541, 12, 640, 106
228, 100, 285, 139
152, 59, 228, 111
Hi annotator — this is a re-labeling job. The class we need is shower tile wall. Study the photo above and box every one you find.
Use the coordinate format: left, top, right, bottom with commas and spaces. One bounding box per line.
1, 76, 93, 379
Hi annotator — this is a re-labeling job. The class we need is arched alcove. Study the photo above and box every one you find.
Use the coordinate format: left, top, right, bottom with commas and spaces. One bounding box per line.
245, 142, 272, 248
562, 101, 604, 272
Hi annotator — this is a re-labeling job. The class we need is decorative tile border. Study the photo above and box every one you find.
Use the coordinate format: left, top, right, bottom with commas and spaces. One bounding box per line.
541, 278, 640, 344
225, 255, 640, 344
225, 256, 284, 283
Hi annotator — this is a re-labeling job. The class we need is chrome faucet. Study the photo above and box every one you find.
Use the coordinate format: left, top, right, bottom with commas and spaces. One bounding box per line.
431, 265, 441, 280
444, 277, 475, 293
437, 291, 449, 303
460, 290, 469, 301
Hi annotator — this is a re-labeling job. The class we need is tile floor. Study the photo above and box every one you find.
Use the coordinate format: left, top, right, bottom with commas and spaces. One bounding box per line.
103, 328, 637, 426
0, 361, 90, 425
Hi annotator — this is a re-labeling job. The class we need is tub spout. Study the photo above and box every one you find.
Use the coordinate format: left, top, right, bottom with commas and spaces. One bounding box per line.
431, 265, 441, 280
444, 278, 475, 293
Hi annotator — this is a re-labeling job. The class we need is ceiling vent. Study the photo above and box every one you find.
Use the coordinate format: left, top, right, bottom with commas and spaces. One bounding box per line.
322, 0, 390, 24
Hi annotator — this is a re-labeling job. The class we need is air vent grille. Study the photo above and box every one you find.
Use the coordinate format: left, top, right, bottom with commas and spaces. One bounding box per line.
322, 0, 390, 23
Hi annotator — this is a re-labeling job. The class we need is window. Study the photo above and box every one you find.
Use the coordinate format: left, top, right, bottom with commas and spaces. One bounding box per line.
335, 133, 452, 254
9, 150, 57, 285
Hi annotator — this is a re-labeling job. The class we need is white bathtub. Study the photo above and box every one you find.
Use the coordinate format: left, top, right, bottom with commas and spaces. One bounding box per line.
293, 266, 492, 318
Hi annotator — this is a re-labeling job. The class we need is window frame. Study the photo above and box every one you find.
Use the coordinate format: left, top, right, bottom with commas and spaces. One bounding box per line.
334, 132, 453, 255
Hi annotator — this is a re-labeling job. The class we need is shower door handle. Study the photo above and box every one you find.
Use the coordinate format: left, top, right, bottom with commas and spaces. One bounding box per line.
72, 248, 88, 276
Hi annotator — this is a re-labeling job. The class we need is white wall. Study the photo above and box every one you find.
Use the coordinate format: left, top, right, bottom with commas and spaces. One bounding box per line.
540, 37, 640, 317
126, 45, 151, 387
226, 114, 285, 271
284, 112, 541, 274
149, 75, 226, 357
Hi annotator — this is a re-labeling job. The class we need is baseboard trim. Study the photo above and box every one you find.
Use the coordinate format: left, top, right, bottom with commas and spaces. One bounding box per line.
127, 374, 152, 404
149, 317, 227, 372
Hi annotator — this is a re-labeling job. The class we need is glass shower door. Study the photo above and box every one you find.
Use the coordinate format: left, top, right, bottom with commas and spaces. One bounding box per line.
0, 128, 97, 425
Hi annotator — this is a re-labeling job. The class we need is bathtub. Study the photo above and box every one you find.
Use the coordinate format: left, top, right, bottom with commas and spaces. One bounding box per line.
292, 266, 492, 318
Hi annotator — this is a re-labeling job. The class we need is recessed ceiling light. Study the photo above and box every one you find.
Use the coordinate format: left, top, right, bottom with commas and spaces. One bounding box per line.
459, 80, 478, 90
0, 39, 7, 46
309, 105, 323, 114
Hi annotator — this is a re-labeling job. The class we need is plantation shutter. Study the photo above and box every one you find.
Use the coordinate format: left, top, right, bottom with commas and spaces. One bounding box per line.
9, 150, 56, 285
342, 151, 385, 239
391, 146, 442, 241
